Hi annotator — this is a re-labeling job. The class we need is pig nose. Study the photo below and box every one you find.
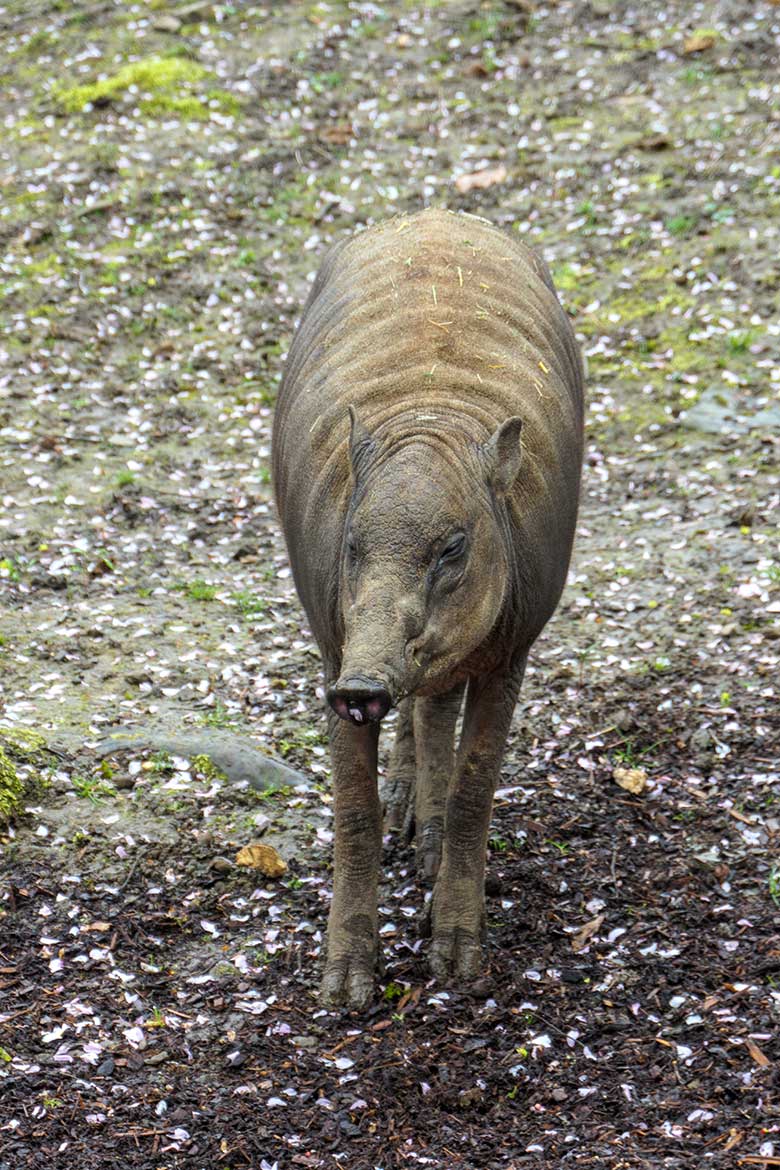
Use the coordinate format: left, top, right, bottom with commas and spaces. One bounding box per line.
327, 676, 392, 725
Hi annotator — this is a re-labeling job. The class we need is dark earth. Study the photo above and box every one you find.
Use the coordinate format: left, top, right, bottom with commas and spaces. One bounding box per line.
1, 1, 779, 1167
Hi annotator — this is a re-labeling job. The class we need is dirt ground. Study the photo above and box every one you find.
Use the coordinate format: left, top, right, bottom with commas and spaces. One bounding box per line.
1, 1, 779, 1166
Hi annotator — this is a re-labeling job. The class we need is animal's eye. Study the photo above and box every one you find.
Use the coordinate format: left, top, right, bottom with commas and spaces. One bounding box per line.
436, 533, 466, 568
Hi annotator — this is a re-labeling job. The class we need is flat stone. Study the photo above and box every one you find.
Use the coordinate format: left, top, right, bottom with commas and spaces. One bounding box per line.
682, 386, 780, 436
92, 723, 308, 790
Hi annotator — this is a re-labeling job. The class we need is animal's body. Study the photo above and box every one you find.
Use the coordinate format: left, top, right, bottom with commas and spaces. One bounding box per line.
272, 208, 584, 1007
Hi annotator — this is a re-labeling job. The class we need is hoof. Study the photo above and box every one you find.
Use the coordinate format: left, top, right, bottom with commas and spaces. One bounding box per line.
321, 957, 374, 1010
429, 928, 483, 982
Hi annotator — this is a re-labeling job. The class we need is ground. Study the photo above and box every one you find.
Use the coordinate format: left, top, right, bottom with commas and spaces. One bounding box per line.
1, 0, 779, 1166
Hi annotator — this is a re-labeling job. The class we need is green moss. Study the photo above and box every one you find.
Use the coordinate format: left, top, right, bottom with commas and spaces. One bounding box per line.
551, 263, 585, 292
191, 754, 228, 782
652, 325, 716, 373
55, 56, 215, 116
579, 286, 694, 337
205, 88, 242, 116
0, 749, 25, 827
0, 727, 47, 757
548, 116, 583, 133
0, 728, 53, 826
666, 213, 698, 237
23, 255, 64, 279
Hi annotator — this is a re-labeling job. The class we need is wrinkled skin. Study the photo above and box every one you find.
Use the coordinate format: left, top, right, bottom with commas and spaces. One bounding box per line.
272, 209, 584, 1007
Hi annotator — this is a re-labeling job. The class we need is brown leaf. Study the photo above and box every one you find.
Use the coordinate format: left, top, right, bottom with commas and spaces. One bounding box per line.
744, 1038, 771, 1069
613, 765, 648, 795
571, 913, 604, 952
683, 32, 716, 54
235, 843, 287, 877
319, 123, 353, 146
636, 133, 671, 151
455, 165, 507, 194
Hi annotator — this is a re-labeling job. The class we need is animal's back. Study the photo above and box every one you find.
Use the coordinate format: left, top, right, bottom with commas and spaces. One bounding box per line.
275, 208, 581, 484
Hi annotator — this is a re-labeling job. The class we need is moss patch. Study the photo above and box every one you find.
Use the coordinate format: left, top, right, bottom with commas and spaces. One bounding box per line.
0, 728, 51, 827
0, 748, 25, 827
54, 56, 236, 119
191, 753, 228, 783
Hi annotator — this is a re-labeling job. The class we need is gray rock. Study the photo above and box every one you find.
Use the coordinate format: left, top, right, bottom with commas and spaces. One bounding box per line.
92, 723, 308, 791
683, 386, 780, 436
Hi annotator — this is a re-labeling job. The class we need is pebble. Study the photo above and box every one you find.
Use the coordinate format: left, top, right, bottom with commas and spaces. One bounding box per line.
153, 14, 182, 32
292, 1035, 318, 1049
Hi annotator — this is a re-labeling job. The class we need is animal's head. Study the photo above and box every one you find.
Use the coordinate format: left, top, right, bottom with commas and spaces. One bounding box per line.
327, 407, 523, 725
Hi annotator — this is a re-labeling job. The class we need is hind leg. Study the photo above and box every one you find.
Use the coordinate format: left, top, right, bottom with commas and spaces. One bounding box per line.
413, 682, 465, 883
382, 698, 416, 840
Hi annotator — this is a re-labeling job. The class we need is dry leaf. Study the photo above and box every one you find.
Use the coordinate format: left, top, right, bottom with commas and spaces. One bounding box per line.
572, 913, 604, 952
636, 133, 671, 151
683, 32, 716, 54
723, 1130, 744, 1151
744, 1038, 771, 1069
319, 124, 353, 146
455, 165, 507, 194
235, 843, 287, 877
613, 765, 648, 795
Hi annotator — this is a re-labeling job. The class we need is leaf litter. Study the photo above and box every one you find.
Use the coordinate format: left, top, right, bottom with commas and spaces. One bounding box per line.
1, 1, 779, 1167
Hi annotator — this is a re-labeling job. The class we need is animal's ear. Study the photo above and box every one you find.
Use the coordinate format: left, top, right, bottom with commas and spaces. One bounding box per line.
348, 405, 377, 480
480, 416, 523, 495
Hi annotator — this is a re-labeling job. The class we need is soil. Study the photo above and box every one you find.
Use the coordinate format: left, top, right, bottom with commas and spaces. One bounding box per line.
1, 1, 779, 1167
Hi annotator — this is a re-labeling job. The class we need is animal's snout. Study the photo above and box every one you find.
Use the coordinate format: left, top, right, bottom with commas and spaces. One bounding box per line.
327, 676, 392, 725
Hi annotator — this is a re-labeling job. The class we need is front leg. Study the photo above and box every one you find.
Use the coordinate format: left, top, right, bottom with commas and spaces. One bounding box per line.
322, 711, 382, 1009
430, 656, 526, 983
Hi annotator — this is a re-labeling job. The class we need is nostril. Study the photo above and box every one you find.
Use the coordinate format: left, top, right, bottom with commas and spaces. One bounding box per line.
328, 693, 352, 723
327, 677, 392, 724
364, 694, 390, 721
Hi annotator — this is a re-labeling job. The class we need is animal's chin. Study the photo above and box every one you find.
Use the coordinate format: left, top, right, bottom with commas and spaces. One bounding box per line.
405, 655, 469, 699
